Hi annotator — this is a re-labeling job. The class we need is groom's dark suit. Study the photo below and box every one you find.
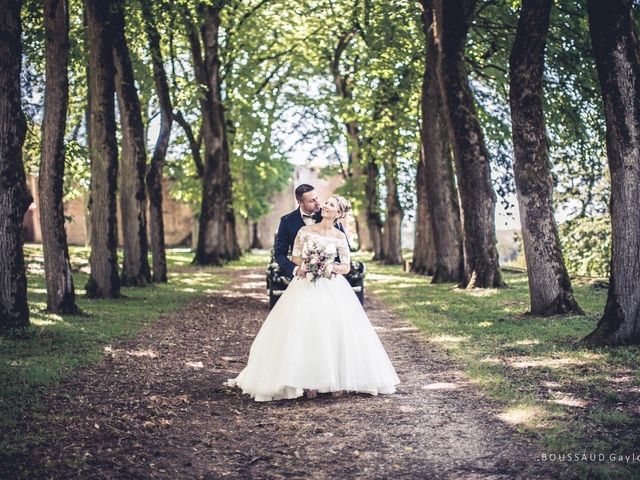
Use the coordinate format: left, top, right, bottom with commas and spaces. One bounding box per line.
274, 208, 345, 278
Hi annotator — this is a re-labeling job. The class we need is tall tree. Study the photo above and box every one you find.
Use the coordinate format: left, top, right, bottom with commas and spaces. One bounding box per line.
39, 0, 79, 314
418, 0, 463, 283
142, 0, 172, 283
111, 0, 151, 287
584, 0, 640, 345
84, 0, 121, 298
0, 0, 32, 328
364, 150, 384, 260
411, 150, 436, 275
509, 0, 583, 316
433, 0, 505, 288
188, 4, 240, 265
363, 1, 422, 266
330, 31, 372, 251
382, 153, 404, 265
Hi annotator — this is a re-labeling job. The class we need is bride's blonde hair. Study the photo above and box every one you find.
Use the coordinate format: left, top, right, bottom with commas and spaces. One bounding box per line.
331, 194, 352, 222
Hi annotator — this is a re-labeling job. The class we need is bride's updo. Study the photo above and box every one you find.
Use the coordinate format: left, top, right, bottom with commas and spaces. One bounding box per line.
331, 194, 352, 222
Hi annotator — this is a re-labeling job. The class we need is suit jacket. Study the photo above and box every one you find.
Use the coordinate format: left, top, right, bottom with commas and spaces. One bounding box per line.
274, 208, 345, 278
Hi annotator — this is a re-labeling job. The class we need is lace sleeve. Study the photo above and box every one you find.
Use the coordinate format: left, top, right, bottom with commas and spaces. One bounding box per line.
292, 228, 306, 257
336, 235, 351, 265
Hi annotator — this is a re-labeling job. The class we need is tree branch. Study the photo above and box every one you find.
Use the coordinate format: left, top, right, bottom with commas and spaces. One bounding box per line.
173, 110, 204, 178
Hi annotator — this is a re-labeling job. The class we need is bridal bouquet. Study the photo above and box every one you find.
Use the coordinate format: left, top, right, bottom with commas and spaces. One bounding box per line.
301, 241, 336, 283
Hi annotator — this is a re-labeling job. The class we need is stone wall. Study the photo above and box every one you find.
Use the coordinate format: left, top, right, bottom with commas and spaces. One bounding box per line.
25, 176, 194, 247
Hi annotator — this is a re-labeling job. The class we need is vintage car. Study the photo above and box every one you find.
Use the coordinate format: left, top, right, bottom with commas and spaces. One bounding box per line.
266, 248, 366, 309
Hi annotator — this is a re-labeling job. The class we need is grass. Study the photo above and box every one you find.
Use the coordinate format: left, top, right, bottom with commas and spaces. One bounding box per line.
356, 253, 640, 480
0, 244, 258, 435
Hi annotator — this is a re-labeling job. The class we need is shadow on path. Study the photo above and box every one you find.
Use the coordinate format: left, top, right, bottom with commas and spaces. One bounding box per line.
2, 268, 565, 479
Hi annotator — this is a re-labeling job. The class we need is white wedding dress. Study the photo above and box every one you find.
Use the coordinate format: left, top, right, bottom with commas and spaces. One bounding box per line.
225, 226, 400, 402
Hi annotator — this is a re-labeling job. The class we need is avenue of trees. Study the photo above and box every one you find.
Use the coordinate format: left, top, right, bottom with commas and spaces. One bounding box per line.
0, 0, 638, 345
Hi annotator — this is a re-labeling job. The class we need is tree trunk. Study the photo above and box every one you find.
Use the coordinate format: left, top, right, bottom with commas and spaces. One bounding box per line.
141, 0, 172, 283
0, 0, 32, 328
173, 110, 203, 178
509, 0, 583, 316
193, 5, 241, 265
420, 0, 463, 283
84, 0, 121, 299
382, 159, 403, 265
412, 151, 436, 275
354, 212, 372, 251
343, 124, 372, 252
250, 222, 262, 249
365, 154, 384, 260
433, 0, 505, 289
583, 0, 640, 345
112, 0, 151, 287
39, 0, 79, 314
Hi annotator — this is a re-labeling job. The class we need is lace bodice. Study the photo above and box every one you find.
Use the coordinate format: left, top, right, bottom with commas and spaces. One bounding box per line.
292, 227, 350, 265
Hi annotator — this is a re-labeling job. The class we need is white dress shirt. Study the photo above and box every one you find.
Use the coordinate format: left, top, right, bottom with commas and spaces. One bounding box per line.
300, 207, 317, 226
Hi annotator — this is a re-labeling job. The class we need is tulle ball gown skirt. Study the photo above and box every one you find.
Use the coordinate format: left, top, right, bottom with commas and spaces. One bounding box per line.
225, 275, 400, 402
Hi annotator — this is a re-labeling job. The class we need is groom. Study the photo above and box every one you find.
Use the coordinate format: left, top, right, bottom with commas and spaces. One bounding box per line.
274, 184, 345, 278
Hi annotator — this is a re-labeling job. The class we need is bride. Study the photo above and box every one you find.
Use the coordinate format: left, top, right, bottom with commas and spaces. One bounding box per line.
225, 195, 400, 401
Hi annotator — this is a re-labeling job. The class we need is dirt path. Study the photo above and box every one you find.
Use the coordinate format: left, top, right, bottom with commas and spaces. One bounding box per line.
4, 268, 565, 479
